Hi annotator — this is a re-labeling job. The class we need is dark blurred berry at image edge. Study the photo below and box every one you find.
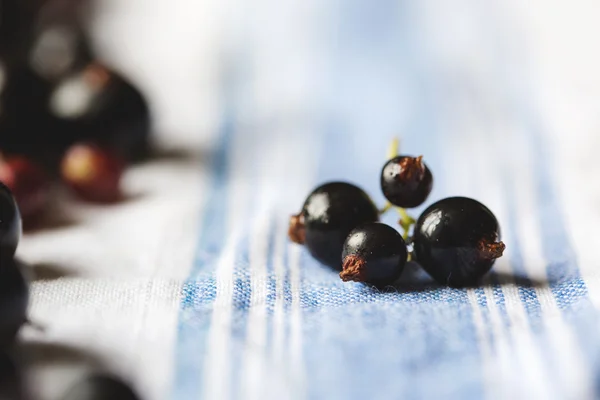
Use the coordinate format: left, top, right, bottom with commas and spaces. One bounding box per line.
62, 375, 140, 400
0, 156, 50, 222
0, 183, 21, 259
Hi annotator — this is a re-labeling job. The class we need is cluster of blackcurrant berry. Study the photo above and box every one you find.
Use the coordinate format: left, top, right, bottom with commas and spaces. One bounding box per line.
0, 184, 139, 398
289, 140, 506, 288
0, 0, 150, 227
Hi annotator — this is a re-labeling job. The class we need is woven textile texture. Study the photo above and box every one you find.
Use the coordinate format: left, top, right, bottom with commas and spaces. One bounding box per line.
20, 0, 600, 399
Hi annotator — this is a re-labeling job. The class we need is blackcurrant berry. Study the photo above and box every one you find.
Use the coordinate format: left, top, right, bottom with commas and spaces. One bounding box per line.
0, 350, 24, 400
0, 182, 21, 259
61, 143, 125, 203
289, 182, 379, 269
340, 222, 407, 287
0, 258, 28, 347
28, 17, 93, 82
50, 64, 151, 161
380, 155, 433, 208
0, 0, 37, 63
62, 375, 140, 400
413, 197, 506, 287
0, 156, 50, 224
0, 66, 58, 159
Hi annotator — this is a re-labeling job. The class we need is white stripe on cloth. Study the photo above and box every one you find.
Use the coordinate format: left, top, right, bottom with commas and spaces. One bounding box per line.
465, 107, 553, 399
443, 107, 550, 399
289, 244, 306, 400
201, 232, 240, 400
475, 124, 554, 400
202, 119, 254, 400
24, 279, 182, 400
416, 0, 595, 394
240, 210, 271, 400
464, 289, 495, 398
514, 0, 600, 324
19, 136, 207, 400
509, 136, 593, 399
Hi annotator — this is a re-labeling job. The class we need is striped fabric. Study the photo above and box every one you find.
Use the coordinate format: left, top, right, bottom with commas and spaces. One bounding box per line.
21, 0, 600, 399
169, 1, 600, 399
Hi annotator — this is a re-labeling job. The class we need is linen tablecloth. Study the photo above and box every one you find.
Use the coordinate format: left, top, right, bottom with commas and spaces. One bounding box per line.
17, 0, 600, 399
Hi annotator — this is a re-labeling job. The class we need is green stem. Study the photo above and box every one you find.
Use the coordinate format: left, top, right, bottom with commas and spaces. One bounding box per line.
397, 207, 416, 241
379, 202, 393, 215
387, 137, 400, 160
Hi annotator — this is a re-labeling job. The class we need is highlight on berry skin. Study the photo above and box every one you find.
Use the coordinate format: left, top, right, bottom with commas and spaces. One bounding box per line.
380, 155, 433, 209
61, 142, 125, 203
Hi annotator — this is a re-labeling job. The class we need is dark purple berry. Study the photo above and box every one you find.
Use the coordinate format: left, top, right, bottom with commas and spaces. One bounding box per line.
0, 0, 37, 63
289, 182, 379, 269
28, 3, 93, 82
0, 66, 58, 159
340, 222, 407, 287
61, 143, 125, 203
0, 156, 50, 224
0, 350, 24, 399
413, 197, 505, 287
0, 182, 21, 259
62, 375, 140, 400
381, 155, 433, 208
0, 258, 28, 347
50, 64, 151, 161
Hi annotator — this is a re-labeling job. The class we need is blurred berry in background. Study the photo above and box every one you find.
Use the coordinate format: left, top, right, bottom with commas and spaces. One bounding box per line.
0, 0, 151, 224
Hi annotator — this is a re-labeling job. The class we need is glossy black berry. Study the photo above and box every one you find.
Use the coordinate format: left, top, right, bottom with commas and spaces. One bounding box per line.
0, 0, 36, 63
340, 222, 407, 287
0, 183, 21, 259
62, 375, 140, 400
0, 258, 28, 347
0, 350, 24, 400
289, 182, 379, 269
0, 66, 58, 159
413, 197, 506, 287
381, 155, 433, 208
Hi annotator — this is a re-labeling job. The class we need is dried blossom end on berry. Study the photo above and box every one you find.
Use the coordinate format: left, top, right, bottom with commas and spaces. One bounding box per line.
339, 255, 368, 282
478, 238, 506, 260
288, 214, 306, 245
398, 155, 426, 182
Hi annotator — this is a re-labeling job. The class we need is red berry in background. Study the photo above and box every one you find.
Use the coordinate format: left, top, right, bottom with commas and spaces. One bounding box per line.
0, 182, 20, 259
60, 143, 124, 203
0, 156, 50, 224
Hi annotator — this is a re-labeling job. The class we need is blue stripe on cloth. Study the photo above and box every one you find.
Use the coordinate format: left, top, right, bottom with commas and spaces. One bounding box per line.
499, 168, 544, 322
475, 0, 598, 394
297, 1, 485, 398
170, 0, 600, 398
172, 94, 237, 398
